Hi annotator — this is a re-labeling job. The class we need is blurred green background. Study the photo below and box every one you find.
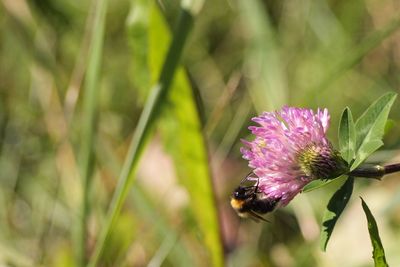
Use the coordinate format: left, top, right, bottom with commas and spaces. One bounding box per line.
1, 0, 400, 266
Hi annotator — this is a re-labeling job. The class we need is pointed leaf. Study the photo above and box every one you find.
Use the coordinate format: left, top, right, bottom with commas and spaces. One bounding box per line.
352, 92, 397, 170
149, 4, 224, 267
127, 3, 223, 266
384, 119, 395, 136
360, 198, 389, 267
338, 107, 356, 163
355, 92, 397, 147
320, 177, 354, 251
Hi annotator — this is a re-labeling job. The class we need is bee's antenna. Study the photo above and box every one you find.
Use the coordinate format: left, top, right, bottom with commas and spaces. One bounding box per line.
240, 171, 255, 184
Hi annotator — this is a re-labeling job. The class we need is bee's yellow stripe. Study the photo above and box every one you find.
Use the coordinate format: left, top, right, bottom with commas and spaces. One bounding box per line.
230, 198, 244, 210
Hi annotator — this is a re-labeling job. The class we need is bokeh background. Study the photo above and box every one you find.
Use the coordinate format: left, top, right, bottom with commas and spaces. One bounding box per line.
1, 0, 400, 266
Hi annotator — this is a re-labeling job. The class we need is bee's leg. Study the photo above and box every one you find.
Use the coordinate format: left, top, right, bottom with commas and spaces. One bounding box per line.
254, 176, 260, 192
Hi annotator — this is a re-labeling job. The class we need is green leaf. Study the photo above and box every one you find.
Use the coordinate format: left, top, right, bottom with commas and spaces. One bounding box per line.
320, 177, 354, 251
351, 92, 397, 170
360, 198, 389, 267
351, 140, 384, 169
355, 92, 397, 149
338, 107, 356, 164
384, 118, 395, 136
302, 176, 343, 193
150, 5, 223, 267
87, 3, 200, 267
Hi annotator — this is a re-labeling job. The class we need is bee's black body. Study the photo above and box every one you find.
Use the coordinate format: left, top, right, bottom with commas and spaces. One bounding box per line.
230, 174, 280, 222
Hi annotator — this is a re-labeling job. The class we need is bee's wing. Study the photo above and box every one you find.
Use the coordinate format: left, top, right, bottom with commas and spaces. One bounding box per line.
248, 211, 269, 223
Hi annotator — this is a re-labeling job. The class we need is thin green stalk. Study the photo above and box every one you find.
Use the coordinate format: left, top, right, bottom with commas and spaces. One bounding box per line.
238, 0, 288, 111
214, 93, 251, 162
77, 0, 108, 265
314, 16, 400, 94
87, 6, 194, 267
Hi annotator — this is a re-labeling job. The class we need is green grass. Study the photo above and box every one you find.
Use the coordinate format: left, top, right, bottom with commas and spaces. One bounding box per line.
78, 0, 108, 265
1, 0, 400, 266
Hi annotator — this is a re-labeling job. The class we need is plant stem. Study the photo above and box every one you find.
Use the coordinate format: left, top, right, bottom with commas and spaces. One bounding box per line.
349, 163, 400, 179
382, 163, 400, 174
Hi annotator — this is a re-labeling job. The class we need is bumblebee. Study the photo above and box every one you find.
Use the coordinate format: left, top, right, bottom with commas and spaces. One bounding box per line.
230, 173, 280, 222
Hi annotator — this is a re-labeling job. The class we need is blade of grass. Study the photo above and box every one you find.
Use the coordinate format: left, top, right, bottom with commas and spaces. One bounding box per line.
147, 233, 178, 267
214, 93, 251, 162
238, 0, 288, 111
94, 138, 195, 266
132, 187, 194, 267
77, 0, 108, 265
87, 3, 199, 266
64, 1, 97, 124
204, 72, 242, 137
314, 16, 400, 94
127, 0, 151, 103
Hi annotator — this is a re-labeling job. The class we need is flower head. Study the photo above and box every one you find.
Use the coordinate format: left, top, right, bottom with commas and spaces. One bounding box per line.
241, 106, 347, 206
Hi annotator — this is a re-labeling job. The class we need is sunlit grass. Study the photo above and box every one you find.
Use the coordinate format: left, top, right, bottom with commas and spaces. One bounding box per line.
77, 0, 108, 265
1, 0, 400, 266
